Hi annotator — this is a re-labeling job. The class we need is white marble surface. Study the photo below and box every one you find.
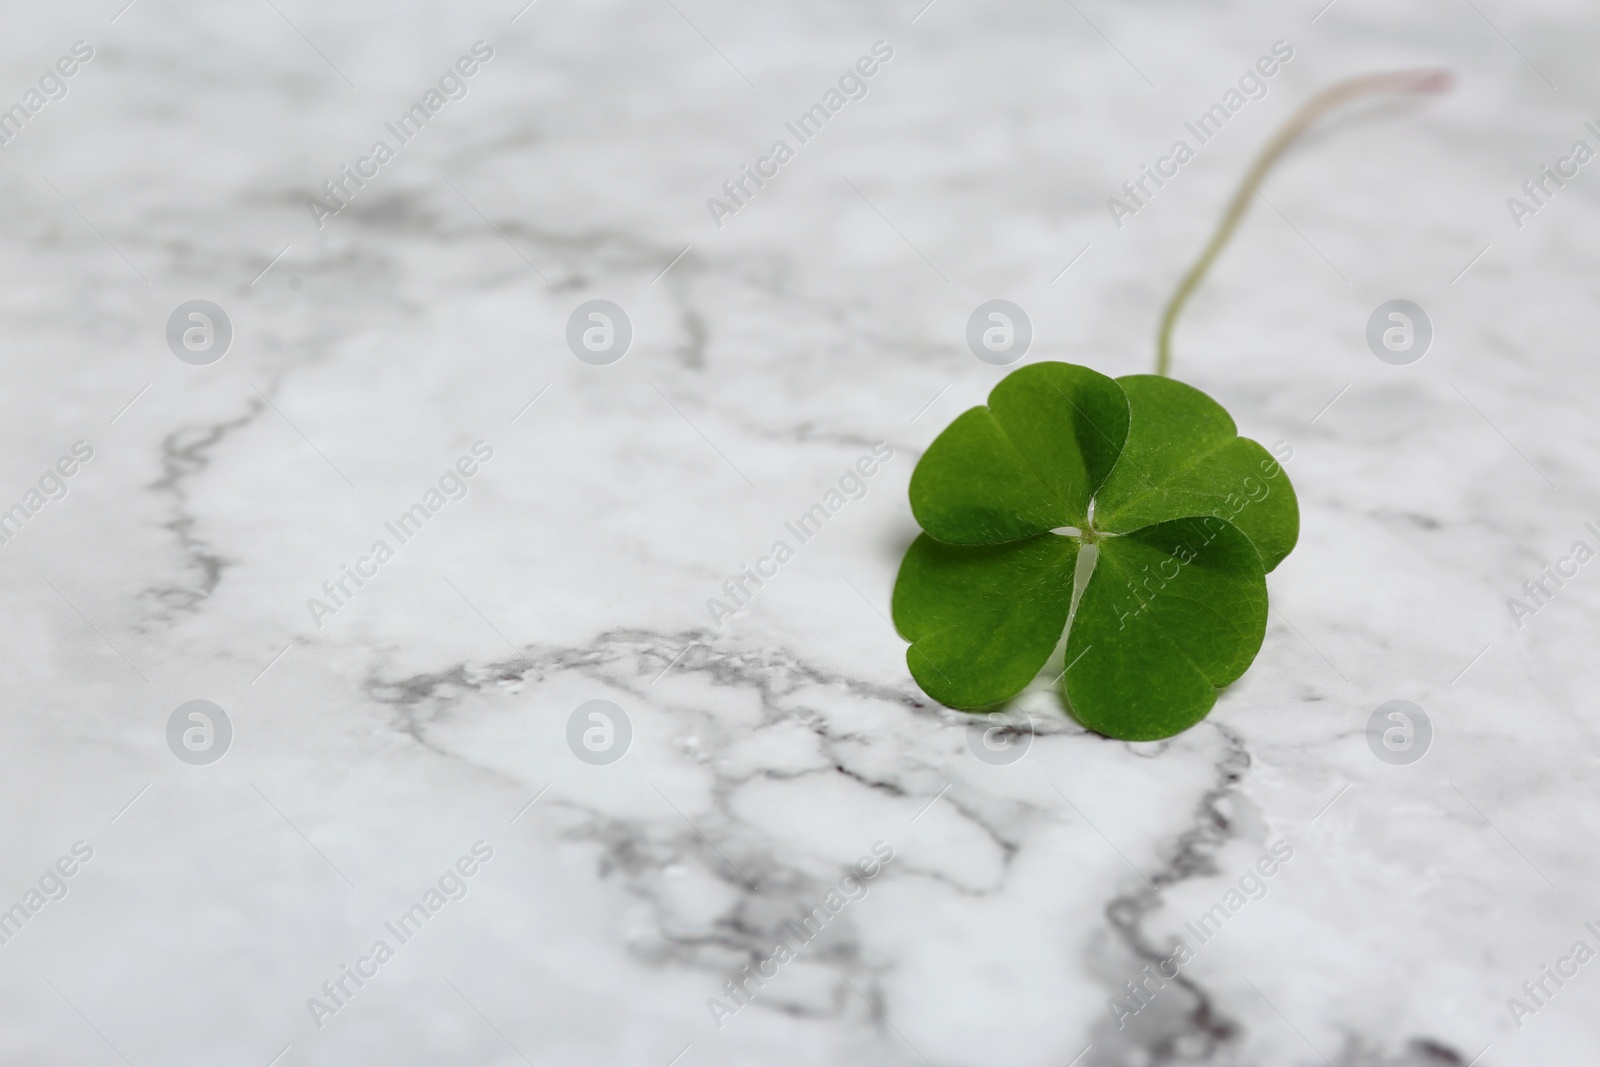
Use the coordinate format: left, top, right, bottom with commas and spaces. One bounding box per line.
2, 0, 1599, 1063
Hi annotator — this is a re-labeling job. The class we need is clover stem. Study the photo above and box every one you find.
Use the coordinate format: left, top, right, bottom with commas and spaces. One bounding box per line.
1154, 69, 1454, 378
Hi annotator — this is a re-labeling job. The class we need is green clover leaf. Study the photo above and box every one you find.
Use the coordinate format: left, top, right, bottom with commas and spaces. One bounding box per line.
892, 362, 1296, 741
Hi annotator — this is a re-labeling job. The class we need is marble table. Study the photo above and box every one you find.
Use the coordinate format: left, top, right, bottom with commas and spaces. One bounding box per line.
1, 0, 1597, 1063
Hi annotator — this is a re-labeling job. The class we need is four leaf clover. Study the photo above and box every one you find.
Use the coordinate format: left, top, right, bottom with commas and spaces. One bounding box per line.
892, 362, 1298, 741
